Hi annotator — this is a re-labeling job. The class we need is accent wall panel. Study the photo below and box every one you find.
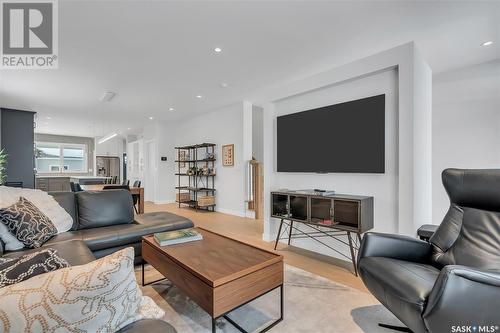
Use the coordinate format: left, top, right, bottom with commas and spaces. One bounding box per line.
0, 108, 36, 188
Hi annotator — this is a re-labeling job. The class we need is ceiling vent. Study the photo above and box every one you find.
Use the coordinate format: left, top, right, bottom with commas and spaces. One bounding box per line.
100, 91, 116, 102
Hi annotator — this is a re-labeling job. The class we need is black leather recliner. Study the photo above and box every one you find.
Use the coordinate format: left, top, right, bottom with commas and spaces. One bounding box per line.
358, 168, 500, 333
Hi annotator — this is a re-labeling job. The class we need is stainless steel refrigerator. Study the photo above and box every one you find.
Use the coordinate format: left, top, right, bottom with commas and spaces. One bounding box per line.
96, 156, 120, 181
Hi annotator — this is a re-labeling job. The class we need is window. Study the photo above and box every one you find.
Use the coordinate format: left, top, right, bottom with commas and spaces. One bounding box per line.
36, 142, 87, 173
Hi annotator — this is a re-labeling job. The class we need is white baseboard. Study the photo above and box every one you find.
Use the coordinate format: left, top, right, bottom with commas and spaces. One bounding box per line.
245, 210, 256, 219
262, 233, 273, 242
153, 199, 175, 205
216, 207, 246, 218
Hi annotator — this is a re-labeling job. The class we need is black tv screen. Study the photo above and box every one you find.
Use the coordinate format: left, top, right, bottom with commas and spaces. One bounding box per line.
277, 94, 385, 173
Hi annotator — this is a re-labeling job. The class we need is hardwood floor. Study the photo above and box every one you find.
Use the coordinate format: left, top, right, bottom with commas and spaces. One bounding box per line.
144, 202, 368, 293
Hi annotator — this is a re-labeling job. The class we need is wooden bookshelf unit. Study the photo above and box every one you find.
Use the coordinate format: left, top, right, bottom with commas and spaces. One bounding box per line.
271, 190, 373, 275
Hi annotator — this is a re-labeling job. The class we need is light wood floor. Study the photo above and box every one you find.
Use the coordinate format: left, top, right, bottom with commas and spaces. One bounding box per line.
144, 202, 368, 293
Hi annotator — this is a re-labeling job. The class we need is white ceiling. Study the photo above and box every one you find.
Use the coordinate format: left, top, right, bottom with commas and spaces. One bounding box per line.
0, 0, 499, 137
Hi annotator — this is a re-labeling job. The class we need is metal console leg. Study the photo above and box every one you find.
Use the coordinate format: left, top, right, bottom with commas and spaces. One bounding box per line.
347, 232, 358, 276
274, 219, 285, 250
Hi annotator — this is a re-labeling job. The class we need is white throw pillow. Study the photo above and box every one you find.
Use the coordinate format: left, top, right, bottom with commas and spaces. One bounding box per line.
0, 247, 165, 332
0, 186, 73, 233
0, 223, 23, 251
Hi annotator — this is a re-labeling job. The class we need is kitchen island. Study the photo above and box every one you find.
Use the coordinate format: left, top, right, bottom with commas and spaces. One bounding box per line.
36, 175, 112, 192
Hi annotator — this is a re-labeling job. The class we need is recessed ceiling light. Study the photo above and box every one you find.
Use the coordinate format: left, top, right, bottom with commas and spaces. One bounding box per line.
149, 116, 154, 120
220, 82, 228, 88
196, 95, 203, 99
46, 116, 51, 120
214, 47, 222, 53
169, 107, 174, 111
127, 128, 131, 130
482, 41, 494, 46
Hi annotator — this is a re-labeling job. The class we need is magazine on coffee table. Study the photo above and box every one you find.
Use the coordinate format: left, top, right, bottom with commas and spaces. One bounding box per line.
154, 229, 203, 246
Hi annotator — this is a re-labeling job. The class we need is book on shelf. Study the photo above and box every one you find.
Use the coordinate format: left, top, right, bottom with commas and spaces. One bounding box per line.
154, 229, 203, 246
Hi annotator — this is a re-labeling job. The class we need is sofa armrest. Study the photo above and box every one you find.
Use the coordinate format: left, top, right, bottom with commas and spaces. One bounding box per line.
358, 232, 432, 263
423, 266, 500, 332
117, 319, 176, 333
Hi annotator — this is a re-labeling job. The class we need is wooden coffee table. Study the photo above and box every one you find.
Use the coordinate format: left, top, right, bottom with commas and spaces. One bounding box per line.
141, 228, 284, 333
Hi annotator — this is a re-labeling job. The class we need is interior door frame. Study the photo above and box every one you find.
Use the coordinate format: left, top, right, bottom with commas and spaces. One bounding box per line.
144, 139, 157, 202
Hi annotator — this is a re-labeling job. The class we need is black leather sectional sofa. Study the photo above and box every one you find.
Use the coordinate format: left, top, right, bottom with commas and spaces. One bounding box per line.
1, 189, 194, 333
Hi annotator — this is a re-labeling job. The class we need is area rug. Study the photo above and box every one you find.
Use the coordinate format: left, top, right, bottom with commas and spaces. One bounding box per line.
138, 264, 403, 333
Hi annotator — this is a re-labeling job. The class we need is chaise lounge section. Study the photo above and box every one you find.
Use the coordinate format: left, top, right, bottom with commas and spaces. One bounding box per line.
0, 189, 193, 333
46, 190, 193, 262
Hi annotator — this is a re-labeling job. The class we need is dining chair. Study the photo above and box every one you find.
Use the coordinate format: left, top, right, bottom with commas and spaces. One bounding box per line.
131, 180, 141, 214
102, 185, 130, 191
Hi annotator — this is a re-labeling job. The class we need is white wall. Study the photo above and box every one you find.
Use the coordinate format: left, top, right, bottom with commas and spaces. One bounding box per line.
170, 102, 247, 216
260, 43, 433, 243
432, 59, 500, 223
95, 136, 124, 157
131, 122, 176, 204
257, 43, 433, 265
271, 69, 398, 256
252, 106, 264, 162
156, 123, 176, 204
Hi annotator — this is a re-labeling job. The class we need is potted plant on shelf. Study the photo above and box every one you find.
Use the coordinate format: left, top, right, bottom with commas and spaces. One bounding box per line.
0, 149, 7, 185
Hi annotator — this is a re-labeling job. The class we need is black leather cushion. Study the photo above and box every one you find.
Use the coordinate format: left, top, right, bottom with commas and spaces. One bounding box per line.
0, 248, 69, 287
0, 197, 58, 248
359, 257, 440, 333
50, 192, 78, 230
433, 208, 500, 269
46, 213, 193, 253
431, 169, 500, 269
117, 212, 194, 245
92, 243, 141, 262
3, 240, 95, 266
46, 226, 122, 251
442, 168, 500, 212
430, 204, 463, 264
117, 319, 176, 333
423, 266, 500, 333
76, 190, 134, 229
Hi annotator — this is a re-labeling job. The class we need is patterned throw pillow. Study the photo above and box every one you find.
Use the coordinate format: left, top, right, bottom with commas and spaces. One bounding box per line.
0, 248, 69, 288
0, 197, 58, 248
0, 247, 165, 332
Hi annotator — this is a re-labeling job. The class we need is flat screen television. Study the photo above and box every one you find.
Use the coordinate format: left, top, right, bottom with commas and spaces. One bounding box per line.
277, 94, 385, 173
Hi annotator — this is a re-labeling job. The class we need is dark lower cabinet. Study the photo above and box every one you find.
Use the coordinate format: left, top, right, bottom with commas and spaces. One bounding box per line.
35, 177, 71, 192
271, 191, 373, 233
1, 108, 36, 188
